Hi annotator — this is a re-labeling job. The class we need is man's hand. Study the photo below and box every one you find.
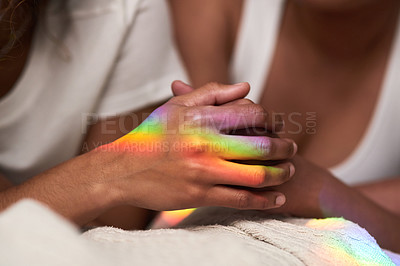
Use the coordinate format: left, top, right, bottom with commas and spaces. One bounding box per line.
100, 82, 297, 211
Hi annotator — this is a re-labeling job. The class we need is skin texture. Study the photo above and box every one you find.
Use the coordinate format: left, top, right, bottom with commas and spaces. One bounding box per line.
0, 82, 297, 226
169, 0, 400, 252
82, 105, 160, 230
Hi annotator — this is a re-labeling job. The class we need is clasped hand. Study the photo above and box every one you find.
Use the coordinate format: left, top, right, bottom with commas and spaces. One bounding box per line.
98, 82, 296, 211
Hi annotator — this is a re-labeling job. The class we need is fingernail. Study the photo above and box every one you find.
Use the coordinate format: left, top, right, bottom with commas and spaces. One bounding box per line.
180, 80, 191, 86
289, 163, 295, 177
292, 142, 298, 156
233, 82, 246, 87
275, 195, 286, 206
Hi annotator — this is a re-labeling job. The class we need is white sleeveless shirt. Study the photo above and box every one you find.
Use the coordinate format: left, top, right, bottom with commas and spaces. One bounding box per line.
230, 0, 400, 185
0, 0, 186, 184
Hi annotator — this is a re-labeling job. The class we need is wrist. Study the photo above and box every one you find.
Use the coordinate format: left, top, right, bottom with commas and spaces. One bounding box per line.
318, 176, 357, 218
53, 148, 130, 224
87, 147, 128, 208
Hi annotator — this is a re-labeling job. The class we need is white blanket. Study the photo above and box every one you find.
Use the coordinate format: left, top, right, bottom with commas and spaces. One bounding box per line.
0, 200, 398, 265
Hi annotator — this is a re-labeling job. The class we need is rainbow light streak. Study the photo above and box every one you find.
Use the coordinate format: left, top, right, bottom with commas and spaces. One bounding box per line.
111, 109, 165, 156
107, 106, 283, 229
109, 106, 273, 159
306, 217, 394, 265
152, 208, 196, 229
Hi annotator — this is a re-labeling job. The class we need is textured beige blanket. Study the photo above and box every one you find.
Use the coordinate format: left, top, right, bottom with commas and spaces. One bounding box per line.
0, 200, 398, 265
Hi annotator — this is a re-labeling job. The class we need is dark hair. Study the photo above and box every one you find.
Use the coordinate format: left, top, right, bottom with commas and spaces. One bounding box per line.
0, 0, 40, 59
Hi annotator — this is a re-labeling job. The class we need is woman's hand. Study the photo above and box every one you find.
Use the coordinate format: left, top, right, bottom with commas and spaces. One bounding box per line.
268, 156, 343, 218
98, 82, 297, 212
266, 155, 400, 252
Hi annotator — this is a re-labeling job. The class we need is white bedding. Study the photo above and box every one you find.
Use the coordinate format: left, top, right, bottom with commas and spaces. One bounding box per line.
0, 200, 398, 265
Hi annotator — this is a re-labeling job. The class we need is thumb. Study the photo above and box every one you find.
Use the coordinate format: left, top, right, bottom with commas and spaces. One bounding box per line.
173, 82, 250, 106
171, 80, 195, 96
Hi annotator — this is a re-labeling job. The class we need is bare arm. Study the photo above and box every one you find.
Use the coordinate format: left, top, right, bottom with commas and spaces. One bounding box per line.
0, 107, 159, 230
0, 107, 159, 229
0, 150, 121, 225
168, 0, 242, 87
356, 178, 400, 216
82, 104, 160, 230
326, 179, 400, 253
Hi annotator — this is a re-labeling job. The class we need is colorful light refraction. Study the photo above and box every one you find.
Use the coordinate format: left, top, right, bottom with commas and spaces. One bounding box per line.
152, 209, 196, 229
305, 217, 394, 265
106, 106, 286, 229
110, 105, 279, 161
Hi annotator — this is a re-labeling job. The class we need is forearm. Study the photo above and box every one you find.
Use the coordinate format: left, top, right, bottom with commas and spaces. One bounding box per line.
0, 149, 122, 226
321, 178, 400, 252
355, 177, 400, 216
168, 0, 232, 88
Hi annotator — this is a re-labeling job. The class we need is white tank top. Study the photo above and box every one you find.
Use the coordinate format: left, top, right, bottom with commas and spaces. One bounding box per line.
230, 0, 400, 185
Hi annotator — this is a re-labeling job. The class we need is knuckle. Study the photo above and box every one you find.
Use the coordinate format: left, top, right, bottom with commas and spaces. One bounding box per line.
247, 104, 269, 126
186, 185, 204, 201
237, 99, 253, 105
273, 113, 284, 131
246, 104, 265, 116
204, 82, 220, 89
267, 139, 276, 156
261, 197, 271, 209
183, 107, 204, 128
185, 159, 204, 181
236, 191, 251, 209
255, 138, 272, 157
249, 168, 267, 187
168, 97, 179, 104
202, 82, 220, 96
197, 106, 214, 120
254, 104, 266, 114
184, 106, 199, 118
276, 165, 291, 183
